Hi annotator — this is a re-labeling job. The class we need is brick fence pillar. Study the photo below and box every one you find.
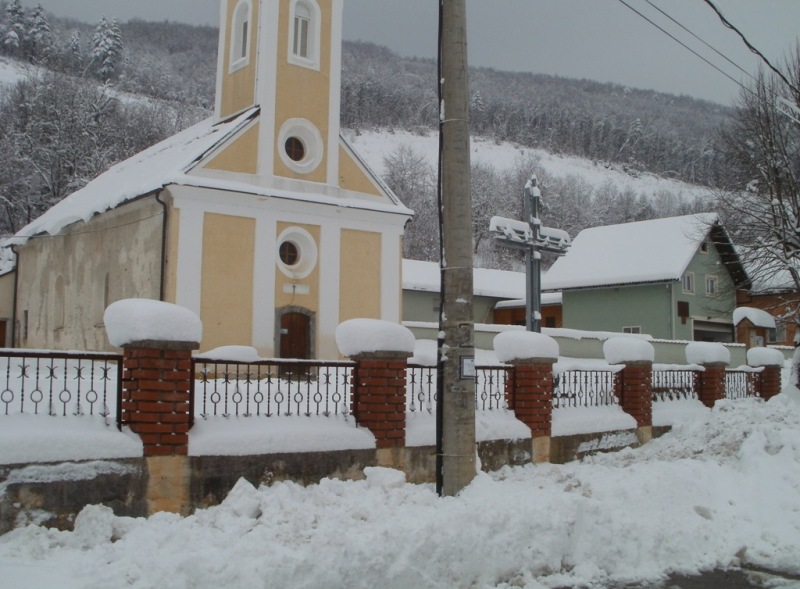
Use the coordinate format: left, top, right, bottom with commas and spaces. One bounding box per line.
747, 347, 785, 401
604, 337, 655, 444
121, 341, 197, 457
494, 330, 559, 464
686, 342, 730, 409
508, 358, 554, 463
350, 352, 410, 449
696, 363, 727, 407
616, 361, 653, 428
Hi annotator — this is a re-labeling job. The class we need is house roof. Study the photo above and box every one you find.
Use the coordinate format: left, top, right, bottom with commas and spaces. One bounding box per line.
402, 259, 526, 300
542, 213, 750, 291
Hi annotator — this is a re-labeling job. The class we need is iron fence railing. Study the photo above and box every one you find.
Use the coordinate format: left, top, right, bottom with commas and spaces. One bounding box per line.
652, 369, 699, 402
0, 350, 122, 427
406, 365, 511, 413
553, 370, 619, 409
192, 359, 355, 420
725, 369, 762, 400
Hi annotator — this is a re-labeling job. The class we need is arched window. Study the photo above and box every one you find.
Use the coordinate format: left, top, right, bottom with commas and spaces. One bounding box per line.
230, 0, 251, 72
289, 0, 320, 69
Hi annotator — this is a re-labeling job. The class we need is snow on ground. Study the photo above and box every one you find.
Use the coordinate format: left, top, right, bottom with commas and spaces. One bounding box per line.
346, 128, 714, 200
2, 397, 800, 588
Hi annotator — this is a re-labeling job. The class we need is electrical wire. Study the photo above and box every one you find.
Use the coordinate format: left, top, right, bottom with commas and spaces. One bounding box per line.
615, 0, 757, 99
643, 0, 754, 82
701, 0, 800, 96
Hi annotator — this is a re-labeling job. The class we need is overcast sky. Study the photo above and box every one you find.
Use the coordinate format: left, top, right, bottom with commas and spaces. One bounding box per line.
22, 0, 800, 105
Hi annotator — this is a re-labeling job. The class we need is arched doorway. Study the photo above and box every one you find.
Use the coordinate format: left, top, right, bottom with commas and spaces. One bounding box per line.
276, 307, 314, 360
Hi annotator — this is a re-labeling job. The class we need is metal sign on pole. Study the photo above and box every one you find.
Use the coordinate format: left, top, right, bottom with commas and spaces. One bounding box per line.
489, 175, 571, 332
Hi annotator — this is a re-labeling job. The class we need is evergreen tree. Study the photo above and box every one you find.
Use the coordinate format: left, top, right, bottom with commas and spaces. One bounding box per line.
27, 4, 52, 61
2, 0, 26, 56
91, 16, 123, 81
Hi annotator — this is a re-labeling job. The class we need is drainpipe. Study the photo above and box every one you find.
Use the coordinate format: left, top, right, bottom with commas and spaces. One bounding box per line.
10, 244, 18, 347
155, 191, 169, 302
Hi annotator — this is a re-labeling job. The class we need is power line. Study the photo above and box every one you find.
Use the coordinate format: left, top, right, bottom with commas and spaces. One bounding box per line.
701, 0, 800, 96
643, 0, 754, 82
615, 0, 756, 98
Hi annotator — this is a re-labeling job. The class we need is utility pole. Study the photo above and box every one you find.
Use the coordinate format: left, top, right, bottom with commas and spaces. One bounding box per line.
436, 0, 476, 497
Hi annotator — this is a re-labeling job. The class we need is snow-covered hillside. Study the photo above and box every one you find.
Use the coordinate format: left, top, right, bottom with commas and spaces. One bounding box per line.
346, 128, 714, 203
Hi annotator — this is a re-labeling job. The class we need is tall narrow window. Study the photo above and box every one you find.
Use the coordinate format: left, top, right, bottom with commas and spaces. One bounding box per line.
230, 0, 251, 71
288, 0, 319, 69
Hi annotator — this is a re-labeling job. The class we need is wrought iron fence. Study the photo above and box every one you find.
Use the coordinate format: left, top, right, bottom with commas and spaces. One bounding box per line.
652, 369, 699, 402
0, 350, 122, 427
553, 370, 619, 408
192, 359, 354, 419
406, 365, 511, 413
725, 369, 762, 400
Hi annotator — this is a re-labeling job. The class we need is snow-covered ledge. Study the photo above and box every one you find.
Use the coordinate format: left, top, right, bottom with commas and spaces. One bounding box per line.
104, 299, 202, 350
685, 341, 730, 367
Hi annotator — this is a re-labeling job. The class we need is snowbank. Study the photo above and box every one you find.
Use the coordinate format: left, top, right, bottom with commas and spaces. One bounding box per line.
195, 346, 261, 362
552, 405, 636, 436
104, 299, 202, 347
5, 400, 799, 588
335, 319, 415, 357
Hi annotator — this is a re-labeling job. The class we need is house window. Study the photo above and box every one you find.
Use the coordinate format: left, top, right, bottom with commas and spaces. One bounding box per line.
279, 241, 300, 266
289, 0, 320, 69
278, 118, 323, 174
276, 227, 318, 279
229, 0, 251, 72
623, 326, 641, 334
284, 137, 306, 162
682, 272, 695, 294
768, 321, 787, 344
700, 241, 709, 253
705, 275, 718, 296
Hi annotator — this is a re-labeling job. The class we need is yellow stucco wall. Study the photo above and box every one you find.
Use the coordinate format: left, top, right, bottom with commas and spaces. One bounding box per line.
274, 222, 321, 313
201, 213, 255, 349
163, 206, 180, 305
204, 124, 260, 174
338, 144, 382, 197
339, 229, 381, 322
15, 198, 163, 351
220, 0, 259, 119
273, 0, 331, 183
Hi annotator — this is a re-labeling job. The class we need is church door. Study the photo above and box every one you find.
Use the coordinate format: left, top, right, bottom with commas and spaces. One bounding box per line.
279, 312, 311, 360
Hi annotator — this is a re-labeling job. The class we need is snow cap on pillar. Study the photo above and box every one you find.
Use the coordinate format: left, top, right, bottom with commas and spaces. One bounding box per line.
603, 337, 654, 364
335, 318, 415, 358
685, 341, 730, 366
747, 347, 785, 367
104, 299, 202, 348
493, 330, 559, 363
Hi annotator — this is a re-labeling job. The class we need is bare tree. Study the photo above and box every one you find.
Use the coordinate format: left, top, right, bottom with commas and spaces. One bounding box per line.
716, 46, 800, 334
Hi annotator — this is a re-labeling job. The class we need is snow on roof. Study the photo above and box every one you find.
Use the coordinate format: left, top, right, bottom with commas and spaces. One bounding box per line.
8, 109, 259, 245
402, 259, 525, 300
495, 293, 562, 308
733, 307, 776, 329
542, 213, 718, 291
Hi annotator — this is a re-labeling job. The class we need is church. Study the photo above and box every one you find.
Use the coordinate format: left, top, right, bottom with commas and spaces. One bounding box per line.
2, 0, 411, 359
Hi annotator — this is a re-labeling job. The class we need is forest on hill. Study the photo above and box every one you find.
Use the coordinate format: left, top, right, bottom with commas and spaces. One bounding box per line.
0, 4, 739, 267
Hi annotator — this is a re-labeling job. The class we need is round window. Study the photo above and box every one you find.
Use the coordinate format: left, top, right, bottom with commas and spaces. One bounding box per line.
277, 118, 323, 174
284, 137, 306, 162
276, 227, 318, 279
279, 240, 299, 266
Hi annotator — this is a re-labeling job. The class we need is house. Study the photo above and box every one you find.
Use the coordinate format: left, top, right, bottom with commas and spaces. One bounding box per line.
736, 268, 800, 347
541, 213, 751, 342
402, 259, 537, 325
2, 0, 411, 358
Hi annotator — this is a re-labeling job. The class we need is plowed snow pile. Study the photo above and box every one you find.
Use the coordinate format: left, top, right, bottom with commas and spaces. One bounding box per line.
2, 396, 800, 589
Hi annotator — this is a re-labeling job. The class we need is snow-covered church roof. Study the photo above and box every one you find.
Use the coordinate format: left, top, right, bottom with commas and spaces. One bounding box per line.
542, 213, 744, 291
8, 108, 259, 246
